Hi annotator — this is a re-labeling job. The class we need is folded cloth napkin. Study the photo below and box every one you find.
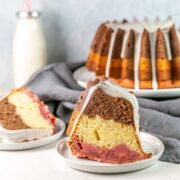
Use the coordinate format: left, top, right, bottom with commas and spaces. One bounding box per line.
27, 62, 180, 163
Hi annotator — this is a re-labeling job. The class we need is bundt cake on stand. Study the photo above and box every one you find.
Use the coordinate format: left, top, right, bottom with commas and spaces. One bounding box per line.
86, 17, 180, 89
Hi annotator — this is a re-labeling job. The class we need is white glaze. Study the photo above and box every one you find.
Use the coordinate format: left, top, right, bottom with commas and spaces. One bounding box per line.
105, 29, 118, 77
162, 30, 172, 60
134, 32, 142, 90
149, 32, 158, 89
105, 18, 176, 89
0, 126, 53, 143
69, 85, 98, 137
121, 31, 129, 58
106, 18, 173, 33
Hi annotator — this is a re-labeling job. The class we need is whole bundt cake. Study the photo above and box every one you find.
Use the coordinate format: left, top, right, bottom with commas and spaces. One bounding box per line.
86, 17, 180, 89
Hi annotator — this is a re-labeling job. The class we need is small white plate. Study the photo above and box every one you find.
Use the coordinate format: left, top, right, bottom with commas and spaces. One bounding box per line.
0, 118, 65, 151
56, 132, 164, 173
73, 66, 180, 98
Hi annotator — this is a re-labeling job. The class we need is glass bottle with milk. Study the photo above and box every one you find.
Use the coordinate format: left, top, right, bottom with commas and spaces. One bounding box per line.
13, 11, 47, 87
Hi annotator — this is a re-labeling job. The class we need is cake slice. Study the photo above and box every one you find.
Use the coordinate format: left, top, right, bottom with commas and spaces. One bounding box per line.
67, 77, 151, 164
0, 87, 56, 142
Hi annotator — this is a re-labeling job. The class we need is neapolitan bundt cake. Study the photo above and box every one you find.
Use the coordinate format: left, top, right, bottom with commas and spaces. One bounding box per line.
67, 77, 151, 164
0, 87, 56, 142
86, 17, 180, 89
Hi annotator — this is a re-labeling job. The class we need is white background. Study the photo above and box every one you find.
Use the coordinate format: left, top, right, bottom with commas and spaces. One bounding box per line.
1, 0, 180, 88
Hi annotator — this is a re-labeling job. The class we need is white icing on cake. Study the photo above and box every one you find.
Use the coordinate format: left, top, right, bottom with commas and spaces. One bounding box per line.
106, 18, 173, 33
105, 18, 176, 89
134, 32, 142, 90
149, 32, 158, 89
105, 29, 118, 77
121, 31, 129, 58
162, 29, 172, 60
69, 85, 98, 138
0, 126, 53, 143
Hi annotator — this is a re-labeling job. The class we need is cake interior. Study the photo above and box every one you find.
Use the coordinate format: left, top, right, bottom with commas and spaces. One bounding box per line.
0, 89, 53, 130
69, 111, 150, 164
68, 86, 151, 164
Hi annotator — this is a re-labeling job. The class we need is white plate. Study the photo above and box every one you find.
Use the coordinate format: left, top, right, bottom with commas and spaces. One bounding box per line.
0, 118, 65, 151
56, 132, 164, 173
73, 66, 180, 98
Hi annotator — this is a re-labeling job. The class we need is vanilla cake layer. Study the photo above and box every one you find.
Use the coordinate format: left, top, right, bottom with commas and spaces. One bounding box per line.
0, 88, 55, 131
8, 92, 52, 129
74, 113, 141, 151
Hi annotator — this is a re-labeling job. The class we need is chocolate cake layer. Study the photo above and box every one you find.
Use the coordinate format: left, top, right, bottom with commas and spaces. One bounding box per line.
141, 29, 151, 58
124, 29, 135, 59
111, 28, 125, 59
76, 88, 133, 123
0, 98, 30, 130
156, 29, 168, 59
169, 26, 180, 81
169, 25, 180, 57
172, 59, 180, 80
122, 19, 128, 23
87, 76, 107, 88
93, 24, 107, 53
99, 28, 112, 56
94, 25, 108, 53
91, 23, 107, 50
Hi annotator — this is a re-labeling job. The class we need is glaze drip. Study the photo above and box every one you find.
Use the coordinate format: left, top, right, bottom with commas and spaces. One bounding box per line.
105, 17, 175, 89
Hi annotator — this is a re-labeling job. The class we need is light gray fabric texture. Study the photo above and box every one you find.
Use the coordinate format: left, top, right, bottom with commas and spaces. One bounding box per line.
27, 62, 180, 163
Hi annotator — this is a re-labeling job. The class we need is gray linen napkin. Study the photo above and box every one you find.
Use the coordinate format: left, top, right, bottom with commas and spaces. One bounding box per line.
27, 62, 180, 163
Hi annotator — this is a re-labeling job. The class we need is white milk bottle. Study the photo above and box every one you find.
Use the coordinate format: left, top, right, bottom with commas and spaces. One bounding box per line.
13, 11, 47, 87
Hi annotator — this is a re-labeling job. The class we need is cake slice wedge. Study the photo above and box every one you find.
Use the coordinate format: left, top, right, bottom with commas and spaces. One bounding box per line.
67, 77, 151, 164
0, 87, 56, 142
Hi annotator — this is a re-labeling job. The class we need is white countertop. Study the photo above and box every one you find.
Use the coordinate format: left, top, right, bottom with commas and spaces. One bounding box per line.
0, 138, 179, 180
